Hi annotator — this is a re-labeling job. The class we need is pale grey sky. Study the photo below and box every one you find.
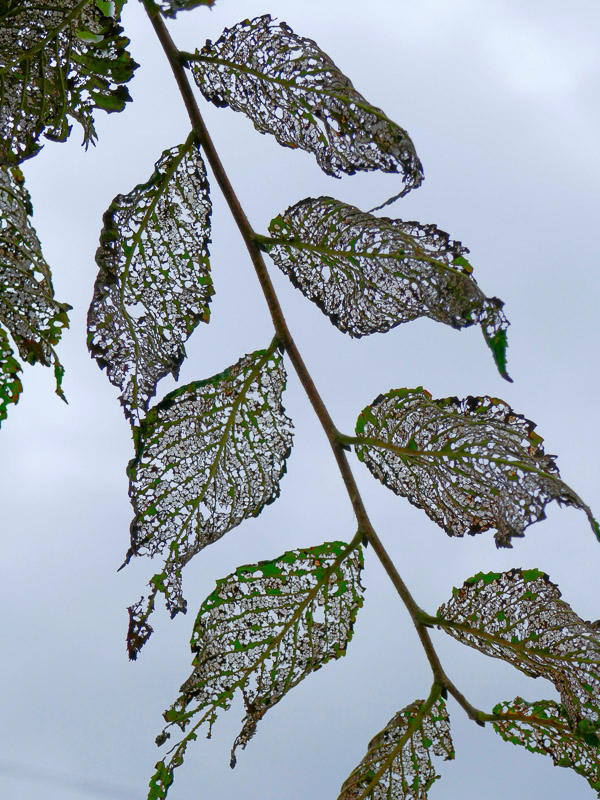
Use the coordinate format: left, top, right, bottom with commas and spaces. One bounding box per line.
2, 1, 599, 798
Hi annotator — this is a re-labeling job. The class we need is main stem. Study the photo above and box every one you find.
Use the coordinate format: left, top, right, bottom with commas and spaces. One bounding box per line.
142, 1, 484, 725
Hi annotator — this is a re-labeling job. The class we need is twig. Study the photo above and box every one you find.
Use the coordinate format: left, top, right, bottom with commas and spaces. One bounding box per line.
142, 0, 485, 728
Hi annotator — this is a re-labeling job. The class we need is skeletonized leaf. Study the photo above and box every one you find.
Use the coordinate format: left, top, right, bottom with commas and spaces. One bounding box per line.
0, 326, 22, 423
125, 342, 293, 658
88, 134, 213, 420
339, 694, 453, 800
492, 698, 600, 796
436, 569, 600, 727
149, 541, 364, 799
190, 15, 423, 192
354, 388, 598, 547
0, 165, 70, 420
157, 0, 214, 17
0, 0, 137, 166
265, 197, 509, 379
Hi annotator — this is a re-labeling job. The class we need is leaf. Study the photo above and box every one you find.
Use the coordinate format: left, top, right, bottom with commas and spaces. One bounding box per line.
189, 15, 423, 193
339, 693, 454, 800
88, 134, 213, 420
150, 540, 364, 798
0, 165, 70, 417
157, 0, 214, 18
436, 569, 600, 727
354, 388, 598, 547
492, 698, 600, 795
125, 341, 294, 658
0, 0, 137, 165
265, 197, 510, 379
0, 326, 22, 424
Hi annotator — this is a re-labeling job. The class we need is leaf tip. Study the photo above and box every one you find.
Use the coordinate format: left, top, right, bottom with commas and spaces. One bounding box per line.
485, 325, 511, 382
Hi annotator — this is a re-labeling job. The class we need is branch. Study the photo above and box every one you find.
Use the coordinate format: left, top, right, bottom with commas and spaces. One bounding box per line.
142, 0, 485, 728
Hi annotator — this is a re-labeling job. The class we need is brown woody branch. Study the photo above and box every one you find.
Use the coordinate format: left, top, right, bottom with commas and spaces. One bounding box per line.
142, 0, 485, 727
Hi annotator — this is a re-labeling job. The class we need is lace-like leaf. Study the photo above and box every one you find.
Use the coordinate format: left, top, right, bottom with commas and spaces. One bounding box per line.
265, 197, 509, 379
0, 0, 137, 165
0, 165, 70, 418
190, 15, 423, 192
354, 388, 598, 547
149, 541, 364, 799
88, 135, 212, 420
437, 569, 600, 727
492, 698, 600, 795
157, 0, 214, 18
0, 326, 22, 424
125, 342, 293, 659
339, 695, 453, 800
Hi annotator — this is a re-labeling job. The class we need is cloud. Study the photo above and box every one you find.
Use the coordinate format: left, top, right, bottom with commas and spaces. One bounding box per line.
481, 12, 597, 97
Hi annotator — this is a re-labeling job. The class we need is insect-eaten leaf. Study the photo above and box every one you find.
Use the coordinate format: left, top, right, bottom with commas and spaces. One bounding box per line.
437, 569, 600, 727
189, 15, 423, 193
150, 541, 364, 799
492, 698, 600, 796
0, 0, 137, 165
125, 341, 293, 658
354, 388, 598, 547
265, 197, 510, 379
0, 166, 70, 426
157, 0, 214, 17
0, 327, 22, 424
339, 694, 453, 800
88, 134, 213, 420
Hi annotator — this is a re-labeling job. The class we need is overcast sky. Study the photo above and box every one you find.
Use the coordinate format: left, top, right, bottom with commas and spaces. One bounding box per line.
2, 1, 600, 798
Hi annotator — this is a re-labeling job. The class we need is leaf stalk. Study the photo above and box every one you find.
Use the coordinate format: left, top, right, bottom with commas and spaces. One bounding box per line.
143, 0, 489, 738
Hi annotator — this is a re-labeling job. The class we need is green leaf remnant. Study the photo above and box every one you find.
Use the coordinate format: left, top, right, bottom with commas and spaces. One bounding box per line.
437, 569, 600, 727
0, 326, 22, 424
88, 134, 213, 420
492, 698, 600, 795
353, 388, 598, 547
339, 691, 454, 800
0, 165, 70, 424
189, 15, 423, 192
150, 540, 364, 799
156, 0, 214, 18
0, 0, 137, 165
125, 342, 294, 658
265, 196, 510, 379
